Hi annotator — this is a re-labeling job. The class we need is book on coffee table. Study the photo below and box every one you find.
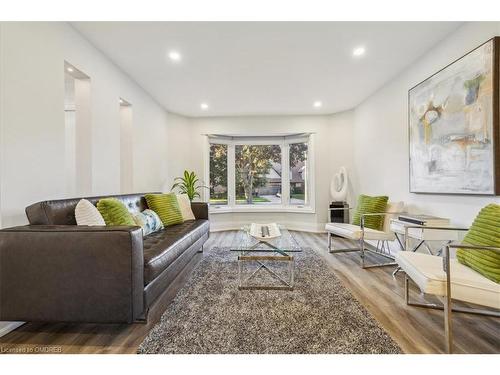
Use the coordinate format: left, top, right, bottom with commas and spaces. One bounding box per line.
249, 223, 282, 240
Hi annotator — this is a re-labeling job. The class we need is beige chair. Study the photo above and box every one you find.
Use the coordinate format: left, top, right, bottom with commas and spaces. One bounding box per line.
325, 201, 404, 268
396, 228, 500, 353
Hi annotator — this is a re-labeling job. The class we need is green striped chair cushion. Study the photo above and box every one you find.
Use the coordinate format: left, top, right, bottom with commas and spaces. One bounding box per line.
96, 198, 136, 226
145, 193, 184, 227
352, 194, 389, 231
457, 204, 500, 283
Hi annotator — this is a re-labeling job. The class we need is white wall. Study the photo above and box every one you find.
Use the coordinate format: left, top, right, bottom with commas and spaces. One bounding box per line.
164, 112, 197, 190
189, 112, 355, 232
119, 104, 134, 193
62, 25, 170, 196
0, 22, 172, 227
353, 21, 500, 227
0, 22, 66, 227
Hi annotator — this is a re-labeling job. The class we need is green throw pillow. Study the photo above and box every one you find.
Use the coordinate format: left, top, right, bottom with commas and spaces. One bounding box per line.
96, 198, 136, 226
457, 204, 500, 283
145, 193, 184, 227
352, 194, 389, 230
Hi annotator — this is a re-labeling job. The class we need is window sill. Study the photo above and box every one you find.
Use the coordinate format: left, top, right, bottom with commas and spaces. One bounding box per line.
209, 205, 315, 214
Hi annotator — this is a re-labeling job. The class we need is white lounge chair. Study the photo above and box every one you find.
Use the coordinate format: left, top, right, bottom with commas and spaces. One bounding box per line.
396, 227, 500, 353
325, 201, 404, 268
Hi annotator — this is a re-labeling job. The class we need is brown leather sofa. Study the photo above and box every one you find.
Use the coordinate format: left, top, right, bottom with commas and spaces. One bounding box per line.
0, 193, 209, 324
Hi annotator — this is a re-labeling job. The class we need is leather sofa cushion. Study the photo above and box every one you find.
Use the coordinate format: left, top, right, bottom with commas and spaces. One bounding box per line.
143, 219, 209, 285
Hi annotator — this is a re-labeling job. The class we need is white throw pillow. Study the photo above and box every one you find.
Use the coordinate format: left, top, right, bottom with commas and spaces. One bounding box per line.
176, 194, 196, 221
75, 199, 106, 226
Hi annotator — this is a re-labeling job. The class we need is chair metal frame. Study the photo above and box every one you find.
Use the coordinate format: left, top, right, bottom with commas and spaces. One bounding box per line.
401, 227, 500, 353
327, 208, 404, 269
392, 225, 469, 276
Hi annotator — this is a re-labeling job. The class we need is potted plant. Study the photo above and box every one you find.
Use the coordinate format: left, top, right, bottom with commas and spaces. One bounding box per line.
171, 170, 207, 201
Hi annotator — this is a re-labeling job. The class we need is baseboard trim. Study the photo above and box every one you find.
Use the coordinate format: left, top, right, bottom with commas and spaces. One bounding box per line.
0, 322, 24, 338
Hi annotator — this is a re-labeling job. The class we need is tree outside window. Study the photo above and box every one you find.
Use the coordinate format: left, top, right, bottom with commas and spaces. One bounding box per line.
235, 145, 281, 205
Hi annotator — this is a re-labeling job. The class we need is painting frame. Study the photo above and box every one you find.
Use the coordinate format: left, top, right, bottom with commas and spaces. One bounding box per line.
408, 37, 500, 196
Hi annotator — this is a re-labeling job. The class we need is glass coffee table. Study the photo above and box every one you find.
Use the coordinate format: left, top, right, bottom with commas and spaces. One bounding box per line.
230, 225, 302, 290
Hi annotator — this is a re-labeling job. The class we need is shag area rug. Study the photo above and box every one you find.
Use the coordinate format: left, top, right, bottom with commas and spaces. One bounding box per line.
138, 246, 402, 354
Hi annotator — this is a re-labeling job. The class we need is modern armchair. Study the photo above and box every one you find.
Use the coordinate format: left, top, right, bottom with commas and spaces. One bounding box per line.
395, 208, 500, 353
325, 201, 404, 268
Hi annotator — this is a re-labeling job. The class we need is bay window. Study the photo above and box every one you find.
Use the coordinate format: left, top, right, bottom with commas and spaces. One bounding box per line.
206, 134, 314, 212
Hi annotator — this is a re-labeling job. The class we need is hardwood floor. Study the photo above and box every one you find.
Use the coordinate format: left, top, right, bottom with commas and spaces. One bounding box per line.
297, 232, 500, 354
0, 231, 498, 354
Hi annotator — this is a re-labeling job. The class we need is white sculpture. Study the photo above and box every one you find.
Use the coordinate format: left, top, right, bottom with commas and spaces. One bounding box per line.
330, 167, 348, 202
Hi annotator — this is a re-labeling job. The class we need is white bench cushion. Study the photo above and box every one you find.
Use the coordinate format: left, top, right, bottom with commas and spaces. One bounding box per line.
396, 251, 500, 309
325, 223, 395, 241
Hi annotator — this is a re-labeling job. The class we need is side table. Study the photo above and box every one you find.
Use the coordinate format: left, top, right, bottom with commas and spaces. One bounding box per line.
390, 218, 461, 276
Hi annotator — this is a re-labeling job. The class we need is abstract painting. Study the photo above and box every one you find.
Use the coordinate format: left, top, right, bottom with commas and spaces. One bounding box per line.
409, 38, 499, 195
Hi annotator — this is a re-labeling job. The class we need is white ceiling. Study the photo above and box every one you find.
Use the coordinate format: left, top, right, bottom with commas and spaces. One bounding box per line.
71, 22, 462, 117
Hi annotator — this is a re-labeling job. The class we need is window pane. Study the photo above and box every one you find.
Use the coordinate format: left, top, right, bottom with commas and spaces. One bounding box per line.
289, 142, 308, 205
209, 143, 228, 205
235, 145, 281, 205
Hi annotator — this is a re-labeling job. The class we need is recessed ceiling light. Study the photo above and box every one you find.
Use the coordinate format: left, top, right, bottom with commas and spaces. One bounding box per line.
313, 101, 323, 108
352, 46, 366, 57
168, 50, 182, 62
119, 99, 124, 104
200, 102, 209, 110
67, 66, 74, 72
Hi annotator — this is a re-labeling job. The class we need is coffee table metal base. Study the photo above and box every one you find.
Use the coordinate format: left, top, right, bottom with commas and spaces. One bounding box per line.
237, 241, 295, 290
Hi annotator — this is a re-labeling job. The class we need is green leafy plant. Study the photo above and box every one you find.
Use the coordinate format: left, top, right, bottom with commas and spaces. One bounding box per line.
171, 170, 207, 201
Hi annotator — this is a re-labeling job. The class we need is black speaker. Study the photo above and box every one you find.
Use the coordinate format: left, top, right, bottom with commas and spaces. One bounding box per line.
330, 201, 349, 224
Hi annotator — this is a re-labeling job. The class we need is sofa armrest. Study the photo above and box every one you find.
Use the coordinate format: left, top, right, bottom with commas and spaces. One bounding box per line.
0, 225, 144, 323
191, 202, 209, 220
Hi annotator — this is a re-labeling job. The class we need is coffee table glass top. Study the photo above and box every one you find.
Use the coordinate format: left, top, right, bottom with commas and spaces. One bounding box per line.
230, 225, 302, 253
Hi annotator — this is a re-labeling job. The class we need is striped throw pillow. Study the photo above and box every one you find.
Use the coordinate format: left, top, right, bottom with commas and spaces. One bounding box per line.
96, 198, 136, 226
75, 199, 105, 226
145, 193, 184, 227
457, 204, 500, 283
352, 194, 389, 230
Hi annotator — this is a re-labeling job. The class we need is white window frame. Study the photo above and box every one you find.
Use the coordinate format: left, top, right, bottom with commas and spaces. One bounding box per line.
204, 134, 315, 214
